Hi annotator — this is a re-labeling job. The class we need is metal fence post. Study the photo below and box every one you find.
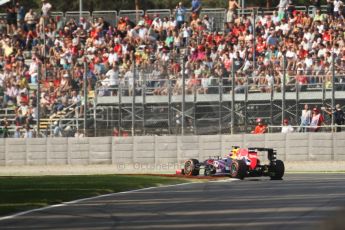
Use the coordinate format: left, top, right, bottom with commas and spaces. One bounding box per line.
119, 84, 122, 136
36, 63, 41, 137
132, 58, 136, 137
219, 77, 222, 134
331, 50, 335, 132
296, 76, 300, 125
83, 61, 87, 135
282, 55, 286, 124
93, 95, 96, 137
142, 70, 146, 135
168, 79, 172, 135
79, 0, 83, 21
231, 61, 235, 135
182, 54, 186, 136
252, 8, 256, 69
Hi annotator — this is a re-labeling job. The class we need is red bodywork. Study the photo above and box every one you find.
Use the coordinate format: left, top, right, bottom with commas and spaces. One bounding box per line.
236, 148, 258, 171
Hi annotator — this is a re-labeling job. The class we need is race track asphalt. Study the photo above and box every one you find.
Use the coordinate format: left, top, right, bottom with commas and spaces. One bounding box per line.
1, 173, 345, 230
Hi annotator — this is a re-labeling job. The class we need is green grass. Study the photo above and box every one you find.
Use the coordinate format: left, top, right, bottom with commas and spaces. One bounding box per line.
0, 175, 189, 217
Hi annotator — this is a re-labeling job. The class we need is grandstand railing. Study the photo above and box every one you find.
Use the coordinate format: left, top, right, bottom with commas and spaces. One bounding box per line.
118, 10, 144, 24
146, 9, 171, 20
92, 68, 345, 136
65, 11, 91, 23
0, 5, 326, 29
95, 74, 345, 98
92, 10, 117, 27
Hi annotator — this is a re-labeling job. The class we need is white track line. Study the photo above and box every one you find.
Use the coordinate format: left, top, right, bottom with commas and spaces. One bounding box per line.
0, 181, 199, 222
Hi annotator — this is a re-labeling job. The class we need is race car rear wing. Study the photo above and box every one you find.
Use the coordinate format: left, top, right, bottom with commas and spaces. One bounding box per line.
247, 148, 277, 162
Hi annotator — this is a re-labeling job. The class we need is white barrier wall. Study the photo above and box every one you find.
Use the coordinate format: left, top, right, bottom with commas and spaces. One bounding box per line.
1, 133, 345, 167
48, 138, 68, 165
334, 133, 345, 161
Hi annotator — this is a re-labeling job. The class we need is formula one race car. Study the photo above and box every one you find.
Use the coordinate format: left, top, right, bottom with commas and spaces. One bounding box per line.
177, 146, 284, 180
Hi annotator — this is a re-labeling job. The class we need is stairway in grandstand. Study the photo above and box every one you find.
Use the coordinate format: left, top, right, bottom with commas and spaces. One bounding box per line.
0, 107, 17, 129
38, 91, 96, 137
39, 107, 74, 131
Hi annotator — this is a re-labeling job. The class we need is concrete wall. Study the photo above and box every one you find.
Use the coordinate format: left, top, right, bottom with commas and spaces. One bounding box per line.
0, 133, 344, 170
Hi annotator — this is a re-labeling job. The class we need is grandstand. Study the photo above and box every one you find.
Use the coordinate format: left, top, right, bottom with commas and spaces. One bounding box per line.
1, 1, 345, 137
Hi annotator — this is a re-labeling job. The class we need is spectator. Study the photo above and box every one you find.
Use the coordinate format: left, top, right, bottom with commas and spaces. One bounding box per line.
113, 127, 120, 136
175, 2, 186, 29
299, 104, 312, 132
124, 66, 134, 96
251, 118, 267, 134
323, 104, 344, 132
13, 126, 21, 138
227, 0, 241, 23
333, 0, 343, 18
71, 90, 82, 115
41, 0, 52, 18
310, 107, 324, 132
15, 100, 29, 125
53, 121, 63, 137
281, 118, 294, 133
113, 127, 128, 137
326, 0, 334, 17
23, 124, 33, 138
198, 73, 209, 94
40, 91, 53, 116
277, 0, 289, 16
24, 9, 37, 31
0, 118, 10, 138
4, 81, 18, 107
105, 64, 119, 96
16, 2, 25, 28
6, 5, 17, 35
191, 0, 202, 19
74, 129, 85, 138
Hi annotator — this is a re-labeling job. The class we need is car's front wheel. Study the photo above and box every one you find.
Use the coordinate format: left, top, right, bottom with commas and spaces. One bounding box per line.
230, 160, 247, 180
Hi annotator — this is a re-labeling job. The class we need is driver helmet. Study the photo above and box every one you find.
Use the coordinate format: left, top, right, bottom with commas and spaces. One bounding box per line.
230, 146, 240, 159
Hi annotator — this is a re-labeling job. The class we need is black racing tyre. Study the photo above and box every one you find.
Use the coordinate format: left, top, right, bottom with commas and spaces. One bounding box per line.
270, 160, 285, 180
230, 160, 247, 180
184, 159, 200, 176
204, 165, 216, 176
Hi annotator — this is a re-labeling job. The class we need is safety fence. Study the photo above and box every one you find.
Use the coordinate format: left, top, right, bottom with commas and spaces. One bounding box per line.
92, 10, 117, 27
92, 60, 345, 137
146, 9, 171, 21
65, 11, 91, 23
118, 10, 144, 24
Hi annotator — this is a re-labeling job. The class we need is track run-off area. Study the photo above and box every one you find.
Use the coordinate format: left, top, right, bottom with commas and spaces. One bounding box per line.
0, 173, 345, 230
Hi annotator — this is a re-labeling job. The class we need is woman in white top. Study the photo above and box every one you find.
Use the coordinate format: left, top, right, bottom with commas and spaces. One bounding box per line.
299, 104, 312, 132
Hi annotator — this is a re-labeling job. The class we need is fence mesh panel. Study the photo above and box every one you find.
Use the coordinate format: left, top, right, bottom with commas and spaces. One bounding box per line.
92, 11, 117, 27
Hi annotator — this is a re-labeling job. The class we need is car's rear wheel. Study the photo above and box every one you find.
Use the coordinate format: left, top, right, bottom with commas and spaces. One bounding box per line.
270, 160, 285, 180
230, 160, 247, 179
184, 159, 200, 176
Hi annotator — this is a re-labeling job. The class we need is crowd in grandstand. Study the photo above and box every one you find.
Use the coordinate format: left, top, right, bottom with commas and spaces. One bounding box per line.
1, 0, 345, 137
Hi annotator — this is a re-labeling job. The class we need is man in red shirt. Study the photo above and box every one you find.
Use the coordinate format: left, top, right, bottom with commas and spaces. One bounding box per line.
251, 118, 267, 134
